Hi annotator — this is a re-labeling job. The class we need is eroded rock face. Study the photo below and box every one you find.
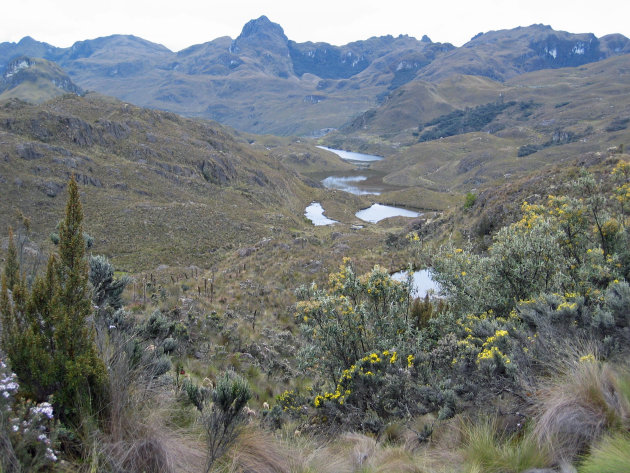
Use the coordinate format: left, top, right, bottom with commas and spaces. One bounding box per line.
527, 34, 601, 69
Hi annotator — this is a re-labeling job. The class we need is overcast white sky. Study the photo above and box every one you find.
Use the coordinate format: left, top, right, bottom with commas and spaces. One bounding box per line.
3, 0, 629, 51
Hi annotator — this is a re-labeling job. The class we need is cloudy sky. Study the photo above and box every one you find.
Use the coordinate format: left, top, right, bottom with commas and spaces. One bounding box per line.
3, 0, 629, 51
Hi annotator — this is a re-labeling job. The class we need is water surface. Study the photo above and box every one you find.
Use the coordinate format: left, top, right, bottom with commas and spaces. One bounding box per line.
305, 202, 337, 226
391, 269, 441, 298
355, 204, 420, 223
317, 146, 383, 162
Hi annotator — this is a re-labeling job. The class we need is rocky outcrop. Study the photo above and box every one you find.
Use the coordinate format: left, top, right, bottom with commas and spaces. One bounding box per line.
0, 56, 83, 97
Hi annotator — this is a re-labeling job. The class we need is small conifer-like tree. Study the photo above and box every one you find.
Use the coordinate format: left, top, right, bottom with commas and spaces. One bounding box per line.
0, 176, 108, 426
51, 176, 108, 424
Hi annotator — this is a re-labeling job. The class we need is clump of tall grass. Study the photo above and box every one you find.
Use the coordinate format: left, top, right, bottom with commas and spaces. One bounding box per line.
94, 327, 205, 473
462, 417, 551, 473
579, 433, 630, 473
218, 428, 291, 473
533, 360, 630, 462
295, 432, 426, 473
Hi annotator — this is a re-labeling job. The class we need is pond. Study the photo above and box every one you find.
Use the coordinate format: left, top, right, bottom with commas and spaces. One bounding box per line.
304, 202, 338, 226
391, 269, 441, 298
316, 146, 384, 163
355, 204, 420, 223
315, 146, 392, 195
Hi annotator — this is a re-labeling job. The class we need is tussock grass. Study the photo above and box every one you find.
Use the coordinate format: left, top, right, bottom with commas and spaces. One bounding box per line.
295, 432, 427, 473
462, 417, 551, 473
214, 428, 444, 473
220, 428, 291, 473
94, 330, 205, 473
579, 433, 630, 473
534, 361, 630, 462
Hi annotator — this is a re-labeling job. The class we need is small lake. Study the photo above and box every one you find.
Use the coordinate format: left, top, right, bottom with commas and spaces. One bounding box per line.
355, 204, 420, 223
315, 146, 391, 195
391, 269, 441, 298
305, 202, 337, 226
317, 146, 384, 163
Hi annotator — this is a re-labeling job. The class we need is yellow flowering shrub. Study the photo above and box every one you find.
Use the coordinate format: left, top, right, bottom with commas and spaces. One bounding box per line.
295, 260, 416, 388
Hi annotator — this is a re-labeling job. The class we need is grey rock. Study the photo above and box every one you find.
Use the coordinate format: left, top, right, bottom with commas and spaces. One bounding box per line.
41, 180, 63, 197
16, 143, 43, 160
237, 247, 255, 257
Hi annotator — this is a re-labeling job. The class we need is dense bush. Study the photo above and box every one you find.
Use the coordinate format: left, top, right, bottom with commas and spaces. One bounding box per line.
295, 260, 416, 385
294, 162, 630, 434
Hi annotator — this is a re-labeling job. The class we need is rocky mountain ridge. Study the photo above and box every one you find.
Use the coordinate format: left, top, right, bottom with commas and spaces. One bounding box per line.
1, 17, 629, 135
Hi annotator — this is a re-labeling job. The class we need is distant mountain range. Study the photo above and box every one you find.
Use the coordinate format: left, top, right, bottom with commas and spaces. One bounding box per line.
1, 16, 629, 135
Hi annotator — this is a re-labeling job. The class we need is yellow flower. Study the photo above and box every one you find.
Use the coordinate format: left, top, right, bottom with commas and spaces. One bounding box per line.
579, 354, 596, 363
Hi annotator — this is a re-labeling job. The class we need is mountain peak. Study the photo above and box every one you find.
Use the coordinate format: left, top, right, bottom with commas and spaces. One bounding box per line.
230, 16, 292, 76
237, 16, 287, 43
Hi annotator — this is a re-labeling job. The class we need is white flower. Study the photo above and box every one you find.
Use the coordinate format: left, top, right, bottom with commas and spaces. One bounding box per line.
32, 403, 54, 419
45, 448, 58, 462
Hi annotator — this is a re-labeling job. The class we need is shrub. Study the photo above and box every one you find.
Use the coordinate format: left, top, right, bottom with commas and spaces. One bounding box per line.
182, 378, 209, 412
1, 176, 108, 427
0, 358, 59, 472
162, 337, 178, 354
464, 192, 477, 210
295, 259, 415, 385
89, 254, 131, 310
203, 371, 252, 472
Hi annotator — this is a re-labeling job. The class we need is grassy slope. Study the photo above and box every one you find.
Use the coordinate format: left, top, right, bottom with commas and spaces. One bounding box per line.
322, 54, 630, 209
0, 93, 315, 270
0, 93, 427, 290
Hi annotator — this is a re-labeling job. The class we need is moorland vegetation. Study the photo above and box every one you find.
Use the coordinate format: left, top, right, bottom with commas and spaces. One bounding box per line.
1, 153, 630, 472
1, 18, 630, 473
